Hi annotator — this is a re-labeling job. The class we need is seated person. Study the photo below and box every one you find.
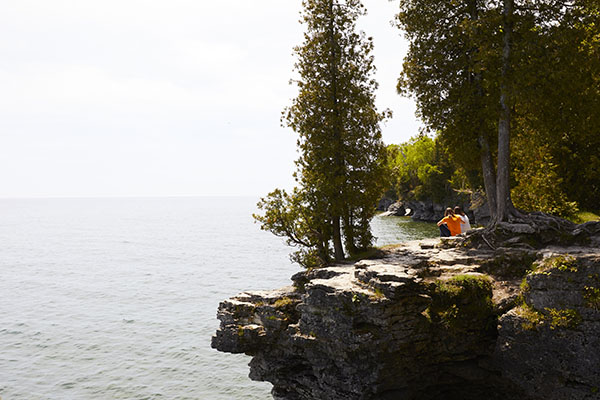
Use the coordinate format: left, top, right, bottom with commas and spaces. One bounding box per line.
437, 207, 462, 236
454, 206, 471, 233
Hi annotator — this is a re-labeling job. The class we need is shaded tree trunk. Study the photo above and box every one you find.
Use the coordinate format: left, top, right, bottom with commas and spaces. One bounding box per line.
328, 0, 345, 260
343, 210, 357, 256
469, 0, 498, 222
479, 134, 498, 220
495, 0, 515, 224
332, 217, 344, 260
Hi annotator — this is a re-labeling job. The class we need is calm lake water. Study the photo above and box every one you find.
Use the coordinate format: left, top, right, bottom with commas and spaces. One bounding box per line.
0, 197, 437, 400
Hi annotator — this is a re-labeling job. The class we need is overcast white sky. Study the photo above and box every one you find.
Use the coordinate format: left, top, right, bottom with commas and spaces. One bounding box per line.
0, 0, 422, 198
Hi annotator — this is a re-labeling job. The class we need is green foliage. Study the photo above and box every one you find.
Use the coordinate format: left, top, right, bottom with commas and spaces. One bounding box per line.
255, 0, 389, 266
511, 133, 579, 219
254, 188, 332, 268
573, 211, 600, 224
386, 135, 459, 203
396, 0, 600, 218
511, 2, 600, 211
395, 0, 500, 185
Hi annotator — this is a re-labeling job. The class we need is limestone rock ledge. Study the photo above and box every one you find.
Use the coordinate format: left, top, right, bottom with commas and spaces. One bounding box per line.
212, 237, 600, 400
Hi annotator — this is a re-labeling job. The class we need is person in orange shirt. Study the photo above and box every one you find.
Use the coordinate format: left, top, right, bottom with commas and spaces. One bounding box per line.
437, 207, 462, 236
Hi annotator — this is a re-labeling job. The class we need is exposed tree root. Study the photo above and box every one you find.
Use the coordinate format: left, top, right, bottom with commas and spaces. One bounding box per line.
460, 211, 600, 250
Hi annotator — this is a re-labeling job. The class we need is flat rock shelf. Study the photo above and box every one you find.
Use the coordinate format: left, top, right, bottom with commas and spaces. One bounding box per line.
212, 223, 600, 400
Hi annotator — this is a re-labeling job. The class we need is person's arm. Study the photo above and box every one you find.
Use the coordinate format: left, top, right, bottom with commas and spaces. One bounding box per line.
437, 217, 447, 226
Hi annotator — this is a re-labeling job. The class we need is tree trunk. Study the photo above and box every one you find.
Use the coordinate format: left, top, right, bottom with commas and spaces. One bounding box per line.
332, 216, 344, 261
469, 0, 498, 222
495, 0, 515, 224
478, 134, 498, 220
328, 0, 345, 260
316, 240, 329, 265
343, 211, 357, 256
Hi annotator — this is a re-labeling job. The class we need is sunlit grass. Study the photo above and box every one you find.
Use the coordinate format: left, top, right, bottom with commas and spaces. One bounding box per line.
573, 210, 600, 224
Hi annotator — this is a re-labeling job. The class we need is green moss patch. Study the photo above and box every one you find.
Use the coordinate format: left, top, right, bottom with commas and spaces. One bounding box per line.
583, 286, 600, 310
546, 308, 582, 330
273, 297, 294, 309
517, 305, 582, 331
426, 274, 496, 332
517, 304, 545, 331
534, 255, 578, 274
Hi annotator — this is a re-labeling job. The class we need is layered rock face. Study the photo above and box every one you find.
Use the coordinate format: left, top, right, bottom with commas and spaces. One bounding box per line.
496, 250, 600, 400
212, 230, 600, 400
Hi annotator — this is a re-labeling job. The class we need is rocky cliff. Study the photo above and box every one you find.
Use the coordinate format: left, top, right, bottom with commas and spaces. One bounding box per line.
380, 199, 486, 226
212, 222, 600, 399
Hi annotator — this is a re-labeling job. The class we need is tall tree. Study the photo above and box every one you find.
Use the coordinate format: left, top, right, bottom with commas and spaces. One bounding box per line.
396, 0, 600, 224
494, 0, 516, 223
494, 0, 600, 219
254, 0, 389, 267
510, 0, 600, 214
396, 0, 501, 219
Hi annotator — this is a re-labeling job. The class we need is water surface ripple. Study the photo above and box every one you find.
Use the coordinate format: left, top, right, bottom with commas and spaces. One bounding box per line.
0, 197, 436, 399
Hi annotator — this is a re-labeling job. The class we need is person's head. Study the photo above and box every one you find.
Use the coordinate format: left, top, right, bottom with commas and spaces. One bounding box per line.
444, 207, 454, 217
454, 206, 464, 216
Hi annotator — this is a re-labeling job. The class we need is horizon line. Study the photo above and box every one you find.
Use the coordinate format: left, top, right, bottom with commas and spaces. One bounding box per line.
0, 194, 264, 200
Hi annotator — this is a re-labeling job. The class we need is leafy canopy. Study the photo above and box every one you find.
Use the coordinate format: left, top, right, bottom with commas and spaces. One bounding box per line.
255, 0, 389, 267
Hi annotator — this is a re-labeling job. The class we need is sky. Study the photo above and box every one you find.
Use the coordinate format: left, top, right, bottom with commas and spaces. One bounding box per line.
0, 0, 422, 198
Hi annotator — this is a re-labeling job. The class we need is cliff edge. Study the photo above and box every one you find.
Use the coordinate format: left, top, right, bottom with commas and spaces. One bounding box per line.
212, 222, 600, 400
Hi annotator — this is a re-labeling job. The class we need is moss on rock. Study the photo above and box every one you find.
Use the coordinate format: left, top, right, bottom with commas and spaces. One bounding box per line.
426, 274, 496, 332
545, 308, 582, 330
533, 254, 578, 274
583, 286, 600, 310
516, 304, 545, 331
273, 297, 294, 309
